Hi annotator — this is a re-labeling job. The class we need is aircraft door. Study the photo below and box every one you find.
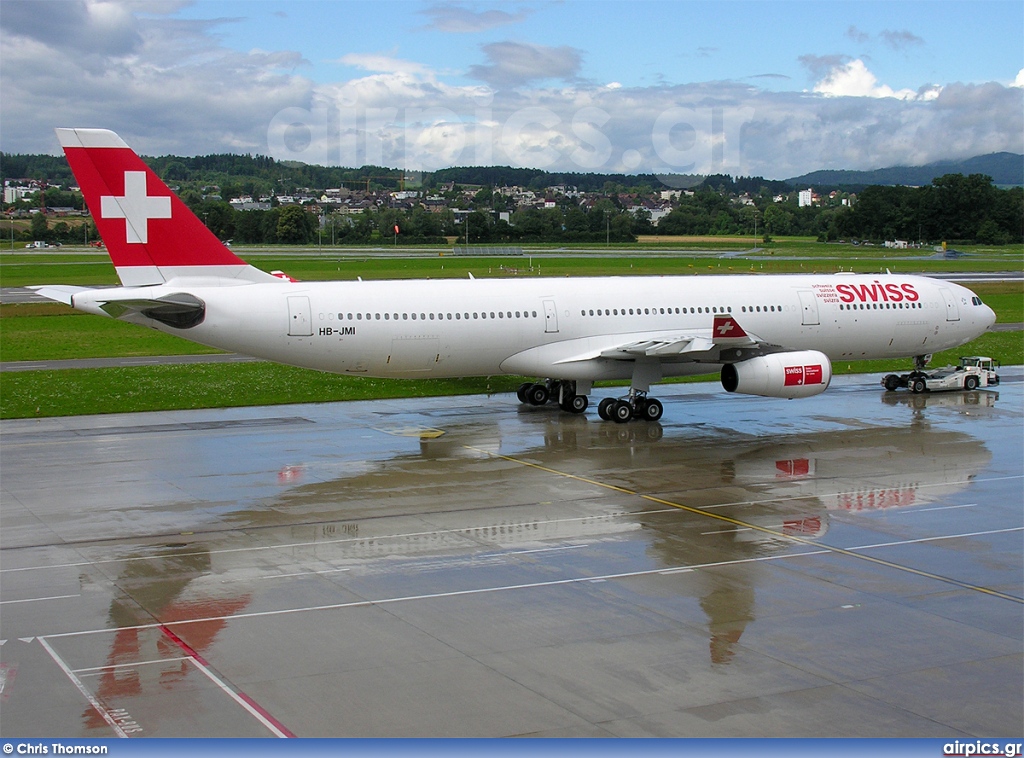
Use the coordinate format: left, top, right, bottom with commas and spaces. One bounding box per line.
797, 290, 819, 325
287, 296, 313, 336
939, 288, 960, 321
543, 299, 559, 333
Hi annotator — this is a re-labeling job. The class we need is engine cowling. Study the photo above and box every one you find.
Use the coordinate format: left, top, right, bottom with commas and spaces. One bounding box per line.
721, 350, 832, 399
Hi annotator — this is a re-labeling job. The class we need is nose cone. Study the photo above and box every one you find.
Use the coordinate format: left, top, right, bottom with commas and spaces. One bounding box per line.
982, 303, 997, 331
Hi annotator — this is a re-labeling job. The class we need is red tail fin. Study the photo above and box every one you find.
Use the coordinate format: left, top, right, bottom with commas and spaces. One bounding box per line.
56, 128, 274, 286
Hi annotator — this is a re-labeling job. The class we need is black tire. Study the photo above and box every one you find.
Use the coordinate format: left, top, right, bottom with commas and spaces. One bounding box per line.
564, 394, 588, 414
516, 382, 532, 403
883, 374, 900, 392
527, 384, 549, 406
641, 398, 663, 421
964, 375, 979, 390
612, 400, 633, 423
598, 398, 615, 420
910, 378, 927, 394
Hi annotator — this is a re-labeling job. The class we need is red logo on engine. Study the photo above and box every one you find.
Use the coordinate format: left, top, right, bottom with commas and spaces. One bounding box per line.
784, 364, 824, 386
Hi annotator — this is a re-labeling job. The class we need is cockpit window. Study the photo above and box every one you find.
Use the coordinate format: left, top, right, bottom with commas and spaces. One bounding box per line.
971, 296, 983, 306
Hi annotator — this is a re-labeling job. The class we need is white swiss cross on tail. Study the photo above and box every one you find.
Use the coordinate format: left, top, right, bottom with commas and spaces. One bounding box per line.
100, 171, 172, 244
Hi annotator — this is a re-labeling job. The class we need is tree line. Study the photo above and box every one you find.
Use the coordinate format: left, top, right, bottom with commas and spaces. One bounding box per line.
828, 174, 1022, 245
4, 143, 1021, 246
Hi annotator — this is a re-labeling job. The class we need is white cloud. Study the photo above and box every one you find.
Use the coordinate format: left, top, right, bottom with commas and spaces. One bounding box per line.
0, 2, 312, 156
1013, 69, 1024, 88
813, 59, 924, 101
1, 4, 1020, 181
337, 52, 433, 78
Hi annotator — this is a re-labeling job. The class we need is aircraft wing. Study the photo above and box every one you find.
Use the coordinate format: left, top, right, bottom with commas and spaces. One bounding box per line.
558, 314, 765, 364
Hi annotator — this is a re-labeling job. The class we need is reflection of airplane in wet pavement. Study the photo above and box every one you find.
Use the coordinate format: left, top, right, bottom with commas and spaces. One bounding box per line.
66, 398, 998, 733
81, 548, 252, 734
267, 416, 993, 532
259, 417, 993, 658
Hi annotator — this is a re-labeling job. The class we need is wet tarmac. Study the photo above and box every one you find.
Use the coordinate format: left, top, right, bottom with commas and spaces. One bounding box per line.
1, 373, 1021, 738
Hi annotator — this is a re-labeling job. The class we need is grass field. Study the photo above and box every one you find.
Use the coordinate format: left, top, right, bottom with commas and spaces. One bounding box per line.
2, 236, 1023, 286
1, 247, 1021, 419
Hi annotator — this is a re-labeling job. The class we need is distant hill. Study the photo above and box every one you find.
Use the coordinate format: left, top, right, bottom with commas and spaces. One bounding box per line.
787, 152, 1024, 189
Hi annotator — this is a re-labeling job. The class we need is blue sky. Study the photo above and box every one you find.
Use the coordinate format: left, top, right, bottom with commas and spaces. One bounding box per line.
2, 1, 1022, 178
176, 1, 1022, 91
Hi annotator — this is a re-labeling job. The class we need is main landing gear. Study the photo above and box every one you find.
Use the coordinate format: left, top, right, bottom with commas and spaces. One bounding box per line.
516, 378, 664, 423
596, 390, 663, 423
517, 380, 589, 414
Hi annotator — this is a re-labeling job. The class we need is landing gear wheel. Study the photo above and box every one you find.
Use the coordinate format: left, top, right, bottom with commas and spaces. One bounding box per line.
883, 374, 900, 392
598, 397, 616, 420
561, 394, 589, 414
516, 382, 533, 403
526, 384, 549, 406
910, 378, 927, 394
964, 375, 979, 390
641, 398, 663, 421
612, 400, 633, 423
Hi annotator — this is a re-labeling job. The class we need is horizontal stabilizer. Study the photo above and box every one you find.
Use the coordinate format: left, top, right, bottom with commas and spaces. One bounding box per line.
29, 285, 89, 306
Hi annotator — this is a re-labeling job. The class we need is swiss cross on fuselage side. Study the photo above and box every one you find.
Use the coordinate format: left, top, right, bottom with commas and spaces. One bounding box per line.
100, 171, 171, 244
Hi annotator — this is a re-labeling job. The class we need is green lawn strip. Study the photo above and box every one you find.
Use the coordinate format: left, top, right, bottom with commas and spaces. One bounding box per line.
245, 255, 1021, 281
0, 254, 113, 264
3, 242, 1022, 286
0, 364, 527, 419
0, 261, 119, 287
0, 310, 224, 362
2, 332, 1018, 420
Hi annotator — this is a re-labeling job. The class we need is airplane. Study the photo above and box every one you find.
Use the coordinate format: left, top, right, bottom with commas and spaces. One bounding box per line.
34, 128, 997, 422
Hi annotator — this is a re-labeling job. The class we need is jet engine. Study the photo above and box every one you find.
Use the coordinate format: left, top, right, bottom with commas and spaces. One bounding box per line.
721, 350, 832, 399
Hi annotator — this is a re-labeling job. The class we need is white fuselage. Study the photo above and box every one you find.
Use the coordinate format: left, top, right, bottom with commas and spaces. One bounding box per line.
76, 273, 995, 382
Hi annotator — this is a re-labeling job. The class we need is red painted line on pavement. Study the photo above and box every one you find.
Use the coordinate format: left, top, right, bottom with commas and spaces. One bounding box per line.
159, 625, 296, 738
